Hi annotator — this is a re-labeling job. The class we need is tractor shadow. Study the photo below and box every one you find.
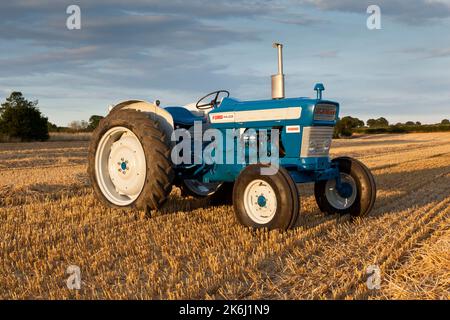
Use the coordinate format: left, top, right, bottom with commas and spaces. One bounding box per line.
156, 187, 230, 216
303, 164, 449, 229
152, 162, 450, 231
366, 165, 450, 216
301, 163, 450, 229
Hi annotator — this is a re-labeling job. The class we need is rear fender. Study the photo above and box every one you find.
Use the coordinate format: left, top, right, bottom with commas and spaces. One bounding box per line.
111, 100, 174, 143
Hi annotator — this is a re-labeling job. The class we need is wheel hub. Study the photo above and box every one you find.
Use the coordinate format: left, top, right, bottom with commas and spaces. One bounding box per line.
257, 195, 267, 207
325, 173, 357, 210
337, 182, 353, 198
119, 160, 128, 172
243, 180, 277, 224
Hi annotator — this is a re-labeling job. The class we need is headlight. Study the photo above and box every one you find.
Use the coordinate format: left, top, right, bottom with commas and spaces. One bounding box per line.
309, 139, 331, 154
300, 126, 334, 157
323, 139, 332, 150
309, 140, 318, 152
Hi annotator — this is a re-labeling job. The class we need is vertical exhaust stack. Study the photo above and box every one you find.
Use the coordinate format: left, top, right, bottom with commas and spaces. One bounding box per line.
271, 43, 285, 99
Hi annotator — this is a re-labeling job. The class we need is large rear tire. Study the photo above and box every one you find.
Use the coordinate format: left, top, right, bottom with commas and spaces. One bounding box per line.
314, 157, 376, 217
88, 109, 174, 210
233, 165, 299, 230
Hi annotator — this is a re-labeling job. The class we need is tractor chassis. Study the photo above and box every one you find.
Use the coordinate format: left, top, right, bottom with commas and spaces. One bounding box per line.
174, 162, 348, 195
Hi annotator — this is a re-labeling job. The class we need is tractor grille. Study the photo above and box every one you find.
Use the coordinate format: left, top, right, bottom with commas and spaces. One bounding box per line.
314, 104, 337, 121
300, 126, 334, 157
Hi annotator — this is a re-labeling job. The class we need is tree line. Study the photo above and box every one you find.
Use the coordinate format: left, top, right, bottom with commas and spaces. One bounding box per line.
0, 92, 103, 141
334, 116, 450, 138
0, 92, 449, 141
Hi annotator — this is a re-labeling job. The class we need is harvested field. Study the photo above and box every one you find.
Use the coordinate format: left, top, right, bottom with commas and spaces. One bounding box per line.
0, 132, 449, 299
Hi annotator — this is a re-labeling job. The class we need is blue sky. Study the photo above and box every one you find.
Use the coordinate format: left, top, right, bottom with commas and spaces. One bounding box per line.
0, 0, 449, 126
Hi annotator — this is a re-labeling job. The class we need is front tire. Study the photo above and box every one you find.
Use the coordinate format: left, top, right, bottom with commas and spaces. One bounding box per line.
314, 157, 376, 217
88, 109, 174, 210
233, 165, 299, 230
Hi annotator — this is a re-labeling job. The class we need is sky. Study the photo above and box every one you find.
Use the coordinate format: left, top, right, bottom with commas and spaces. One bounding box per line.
0, 0, 449, 126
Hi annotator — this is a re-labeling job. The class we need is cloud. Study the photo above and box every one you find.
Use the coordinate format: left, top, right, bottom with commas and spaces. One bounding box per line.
0, 0, 272, 20
1, 0, 449, 126
426, 47, 450, 58
271, 12, 324, 25
399, 46, 450, 59
0, 6, 258, 49
1, 0, 323, 97
0, 1, 266, 95
314, 50, 339, 58
298, 0, 450, 24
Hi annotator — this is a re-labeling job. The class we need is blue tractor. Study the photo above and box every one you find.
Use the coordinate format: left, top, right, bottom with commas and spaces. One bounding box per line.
88, 43, 376, 230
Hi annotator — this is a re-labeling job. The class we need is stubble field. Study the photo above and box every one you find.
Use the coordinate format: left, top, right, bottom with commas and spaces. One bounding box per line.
0, 132, 449, 299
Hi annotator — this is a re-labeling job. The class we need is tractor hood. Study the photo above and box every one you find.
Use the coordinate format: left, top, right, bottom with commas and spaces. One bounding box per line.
209, 97, 340, 127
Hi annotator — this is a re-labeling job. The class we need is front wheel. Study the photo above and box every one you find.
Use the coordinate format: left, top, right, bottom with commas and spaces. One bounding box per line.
233, 165, 299, 230
314, 157, 376, 217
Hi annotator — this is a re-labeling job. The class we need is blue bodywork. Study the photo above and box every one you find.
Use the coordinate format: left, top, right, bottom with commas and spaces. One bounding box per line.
165, 107, 204, 127
166, 88, 341, 185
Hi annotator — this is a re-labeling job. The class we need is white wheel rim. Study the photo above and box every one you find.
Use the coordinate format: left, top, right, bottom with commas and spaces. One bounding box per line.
325, 173, 357, 210
95, 126, 146, 206
243, 179, 277, 224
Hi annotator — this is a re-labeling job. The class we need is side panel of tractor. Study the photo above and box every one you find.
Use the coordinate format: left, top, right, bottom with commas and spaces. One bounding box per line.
202, 97, 340, 184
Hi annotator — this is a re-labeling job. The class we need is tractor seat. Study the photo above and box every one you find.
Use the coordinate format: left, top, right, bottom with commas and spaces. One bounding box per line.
165, 106, 205, 127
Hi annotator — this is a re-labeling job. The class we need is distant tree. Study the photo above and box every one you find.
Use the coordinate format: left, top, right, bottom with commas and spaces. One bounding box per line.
334, 116, 364, 138
415, 121, 421, 126
68, 120, 89, 131
0, 91, 49, 141
47, 121, 59, 132
87, 115, 104, 131
367, 118, 377, 127
367, 117, 389, 128
405, 121, 415, 126
441, 119, 450, 125
354, 118, 365, 128
377, 117, 389, 127
68, 121, 77, 130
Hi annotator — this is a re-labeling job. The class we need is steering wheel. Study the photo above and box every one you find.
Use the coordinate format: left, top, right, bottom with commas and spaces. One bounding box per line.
196, 90, 230, 110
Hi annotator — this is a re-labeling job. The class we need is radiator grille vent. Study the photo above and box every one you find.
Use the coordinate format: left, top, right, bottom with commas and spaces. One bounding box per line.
314, 104, 337, 121
300, 126, 334, 157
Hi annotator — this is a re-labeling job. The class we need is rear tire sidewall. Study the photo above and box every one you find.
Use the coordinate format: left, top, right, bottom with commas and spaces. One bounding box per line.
89, 117, 142, 209
88, 110, 173, 210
